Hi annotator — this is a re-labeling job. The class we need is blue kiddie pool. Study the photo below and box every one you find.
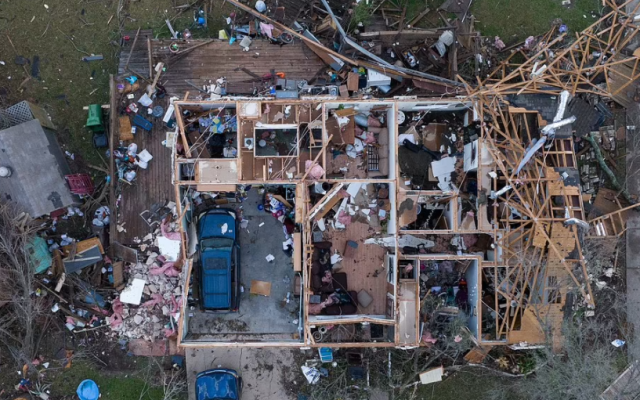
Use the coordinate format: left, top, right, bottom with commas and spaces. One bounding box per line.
77, 379, 100, 400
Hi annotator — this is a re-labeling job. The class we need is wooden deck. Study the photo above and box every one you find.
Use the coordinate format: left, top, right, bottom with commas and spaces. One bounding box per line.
119, 30, 327, 98
113, 30, 327, 244
112, 95, 174, 245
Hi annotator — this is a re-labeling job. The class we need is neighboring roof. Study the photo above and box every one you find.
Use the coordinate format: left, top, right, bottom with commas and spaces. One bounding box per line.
568, 97, 600, 138
507, 93, 561, 122
506, 93, 574, 138
0, 119, 74, 216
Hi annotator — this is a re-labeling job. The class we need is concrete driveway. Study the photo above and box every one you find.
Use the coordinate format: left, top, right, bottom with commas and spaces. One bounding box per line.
186, 347, 299, 400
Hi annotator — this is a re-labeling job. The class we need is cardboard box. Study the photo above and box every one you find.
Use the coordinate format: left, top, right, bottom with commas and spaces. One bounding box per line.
422, 123, 447, 152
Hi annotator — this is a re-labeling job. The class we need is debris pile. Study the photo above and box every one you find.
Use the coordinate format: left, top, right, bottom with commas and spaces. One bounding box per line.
108, 215, 183, 340
311, 182, 390, 234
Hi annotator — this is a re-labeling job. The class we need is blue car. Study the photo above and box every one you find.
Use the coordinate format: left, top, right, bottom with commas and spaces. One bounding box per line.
196, 368, 242, 400
197, 208, 240, 311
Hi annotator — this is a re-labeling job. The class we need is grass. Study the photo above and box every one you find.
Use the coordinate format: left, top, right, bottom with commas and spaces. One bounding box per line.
0, 0, 119, 167
405, 0, 449, 28
415, 368, 525, 400
48, 360, 184, 400
403, 0, 602, 42
0, 0, 233, 171
471, 0, 602, 42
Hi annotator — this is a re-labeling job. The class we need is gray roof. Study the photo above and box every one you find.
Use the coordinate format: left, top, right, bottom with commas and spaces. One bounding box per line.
506, 93, 574, 138
0, 119, 75, 216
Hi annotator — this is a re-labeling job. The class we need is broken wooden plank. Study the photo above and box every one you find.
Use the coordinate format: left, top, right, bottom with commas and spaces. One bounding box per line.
147, 37, 153, 80
407, 8, 430, 27
124, 27, 141, 71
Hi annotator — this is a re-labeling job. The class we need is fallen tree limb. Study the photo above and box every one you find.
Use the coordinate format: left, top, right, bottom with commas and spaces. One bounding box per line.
585, 132, 635, 204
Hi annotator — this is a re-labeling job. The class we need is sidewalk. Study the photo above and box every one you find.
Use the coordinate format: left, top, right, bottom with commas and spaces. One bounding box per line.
626, 103, 640, 361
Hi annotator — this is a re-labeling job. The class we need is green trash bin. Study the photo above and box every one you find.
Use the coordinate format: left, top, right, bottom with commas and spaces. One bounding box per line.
86, 104, 104, 133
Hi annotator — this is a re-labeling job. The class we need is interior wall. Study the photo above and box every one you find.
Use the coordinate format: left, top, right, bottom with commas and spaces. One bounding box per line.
465, 259, 480, 338
388, 182, 397, 234
309, 315, 391, 323
325, 101, 390, 112
386, 106, 397, 178
180, 261, 192, 341
397, 101, 471, 112
443, 200, 454, 230
179, 102, 237, 111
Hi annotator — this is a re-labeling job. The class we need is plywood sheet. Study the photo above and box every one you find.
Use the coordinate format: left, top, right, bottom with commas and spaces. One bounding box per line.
196, 184, 237, 192
119, 116, 134, 141
293, 232, 302, 272
508, 308, 545, 345
198, 160, 238, 183
63, 237, 104, 257
533, 223, 549, 248
314, 194, 342, 221
250, 280, 272, 296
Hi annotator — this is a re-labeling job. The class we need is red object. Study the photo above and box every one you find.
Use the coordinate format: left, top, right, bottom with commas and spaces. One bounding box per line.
65, 174, 95, 195
50, 208, 67, 219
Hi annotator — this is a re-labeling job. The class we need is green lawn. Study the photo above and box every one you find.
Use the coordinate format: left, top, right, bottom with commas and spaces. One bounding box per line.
402, 0, 601, 42
49, 361, 186, 400
470, 0, 601, 41
415, 368, 524, 400
0, 0, 233, 170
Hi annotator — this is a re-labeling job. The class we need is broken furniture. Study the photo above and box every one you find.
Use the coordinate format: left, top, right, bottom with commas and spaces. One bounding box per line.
140, 201, 173, 228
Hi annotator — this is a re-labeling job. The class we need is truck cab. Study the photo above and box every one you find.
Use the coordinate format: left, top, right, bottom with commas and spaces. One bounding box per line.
197, 208, 240, 312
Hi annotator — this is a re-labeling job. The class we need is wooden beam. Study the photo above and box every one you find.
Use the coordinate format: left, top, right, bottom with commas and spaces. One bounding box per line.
147, 62, 164, 96
124, 27, 141, 71
174, 104, 191, 158
108, 75, 117, 246
147, 37, 153, 80
407, 8, 431, 27
300, 134, 333, 181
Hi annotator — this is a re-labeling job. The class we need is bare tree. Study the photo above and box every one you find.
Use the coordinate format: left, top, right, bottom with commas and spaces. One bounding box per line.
158, 360, 188, 400
136, 358, 187, 400
303, 313, 474, 400
0, 201, 49, 366
490, 288, 634, 400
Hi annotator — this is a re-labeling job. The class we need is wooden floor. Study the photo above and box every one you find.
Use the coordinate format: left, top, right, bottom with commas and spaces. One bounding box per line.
112, 96, 175, 245
324, 221, 389, 315
118, 29, 154, 78
120, 30, 327, 98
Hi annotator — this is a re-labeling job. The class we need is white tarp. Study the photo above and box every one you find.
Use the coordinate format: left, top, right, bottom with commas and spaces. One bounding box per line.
515, 137, 546, 174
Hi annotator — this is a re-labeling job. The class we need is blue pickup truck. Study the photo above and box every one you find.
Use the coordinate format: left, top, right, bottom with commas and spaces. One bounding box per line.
197, 208, 240, 312
196, 368, 242, 400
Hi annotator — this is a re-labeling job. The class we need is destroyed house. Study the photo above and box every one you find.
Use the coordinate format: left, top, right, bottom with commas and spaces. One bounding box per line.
169, 96, 591, 349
